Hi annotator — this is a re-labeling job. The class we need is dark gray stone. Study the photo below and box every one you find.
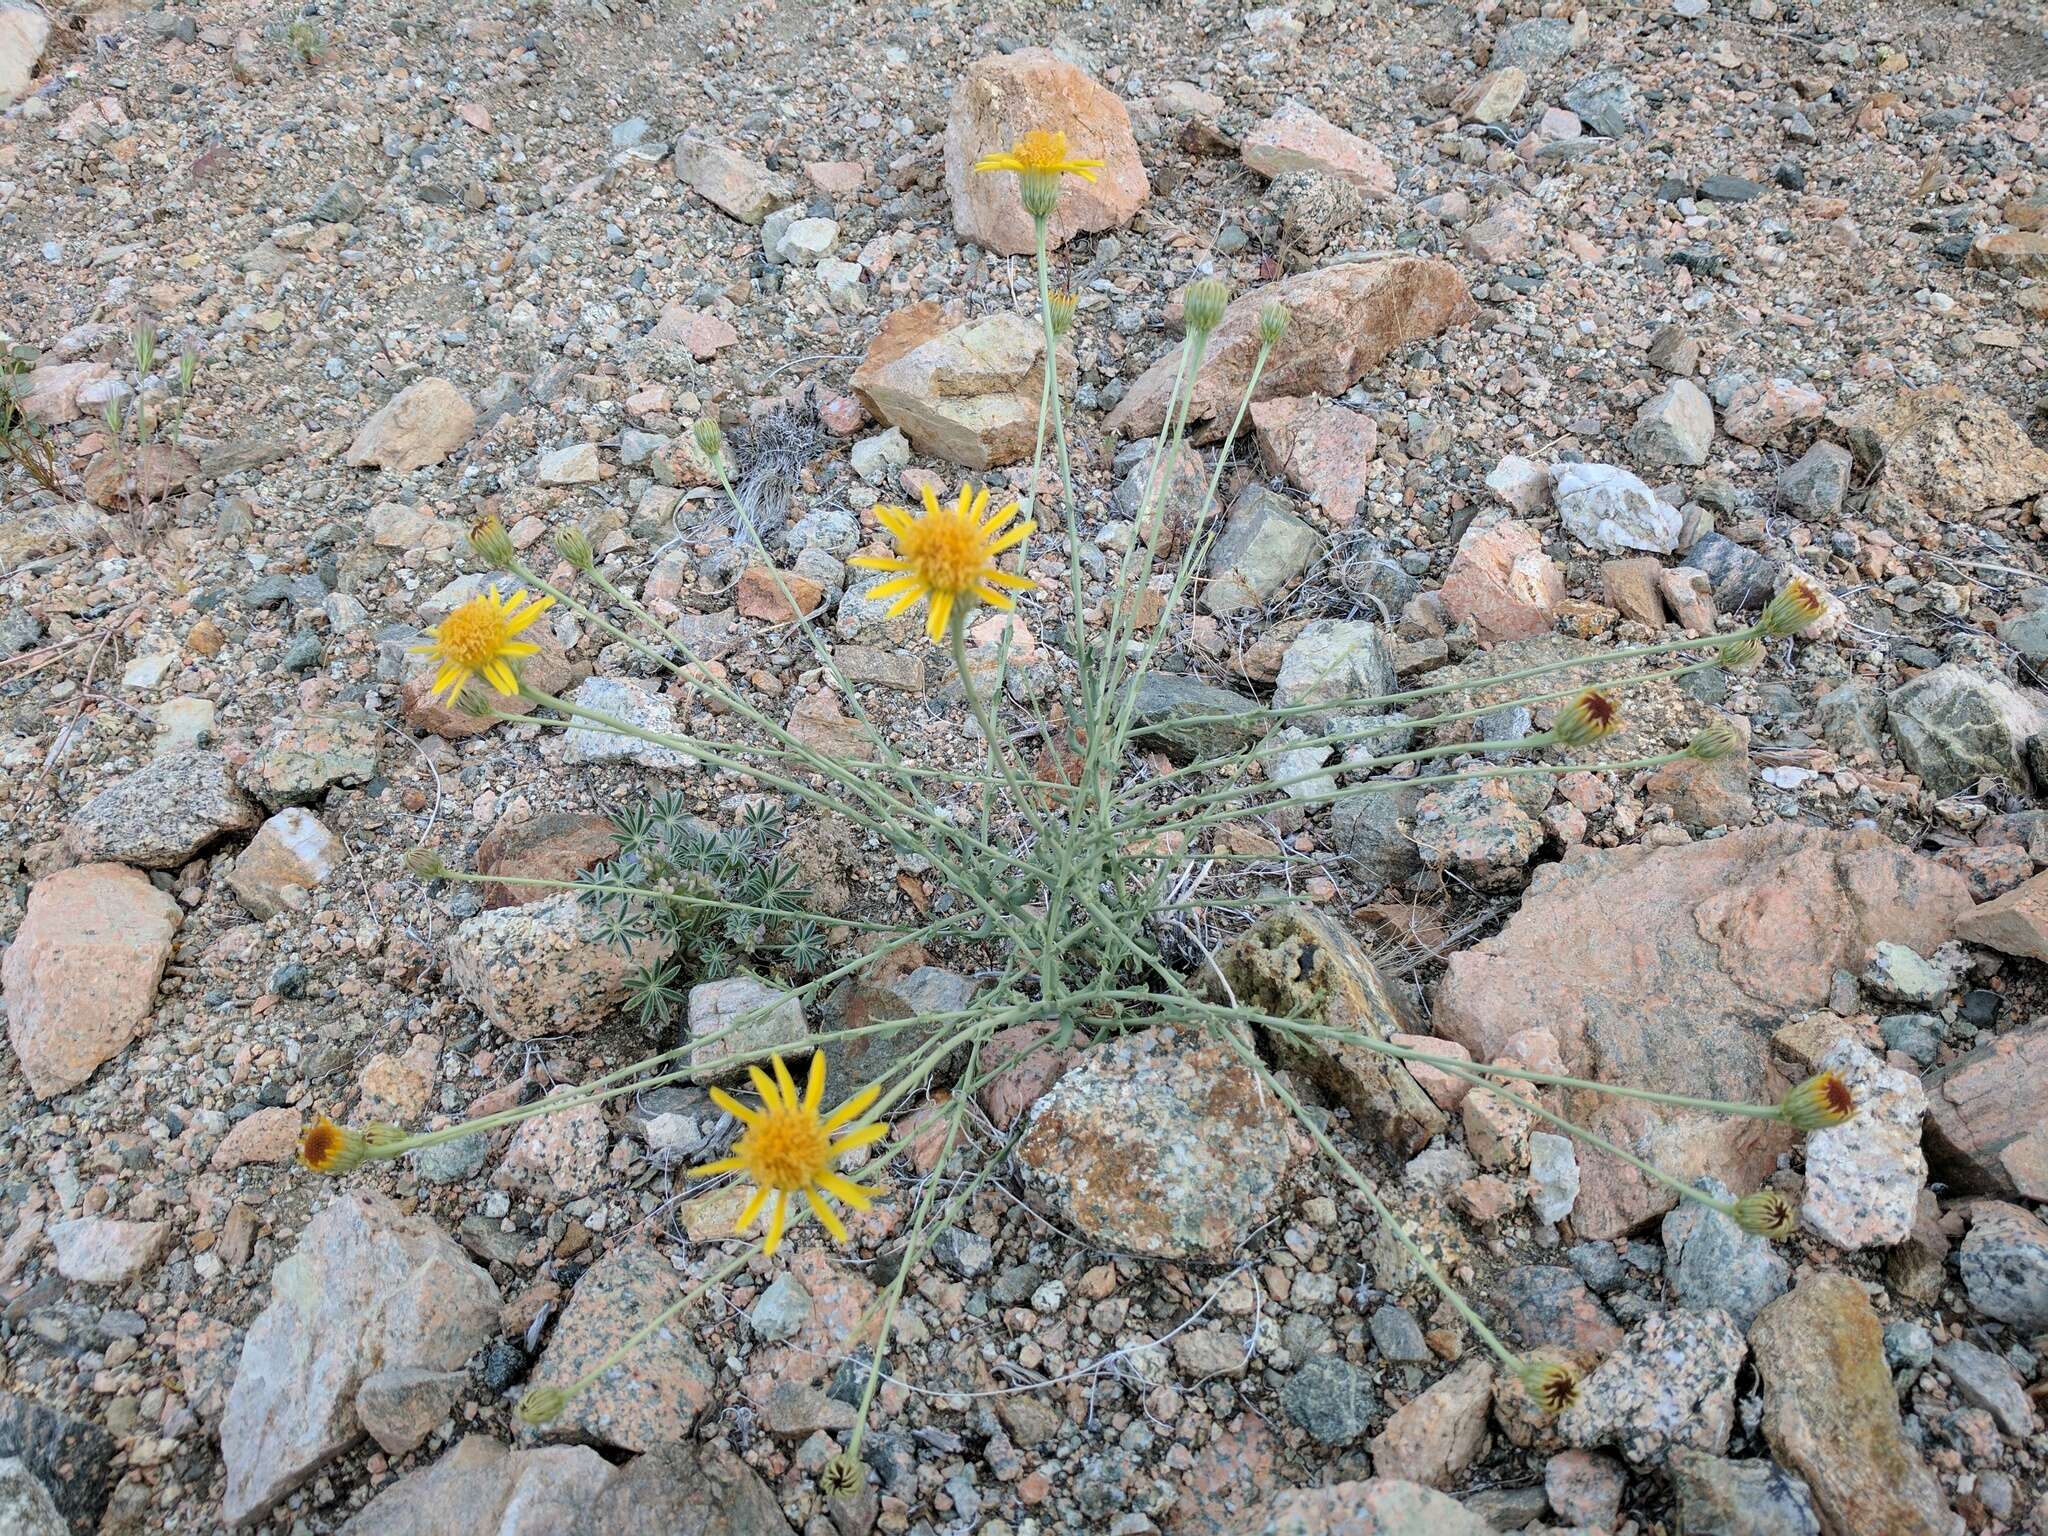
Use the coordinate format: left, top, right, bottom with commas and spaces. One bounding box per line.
1686, 532, 1781, 612
1670, 1449, 1822, 1536
1661, 1177, 1790, 1329
1127, 673, 1263, 762
0, 1391, 116, 1535
1564, 69, 1641, 138
1934, 1339, 2032, 1436
1279, 1354, 1378, 1446
1777, 442, 1852, 519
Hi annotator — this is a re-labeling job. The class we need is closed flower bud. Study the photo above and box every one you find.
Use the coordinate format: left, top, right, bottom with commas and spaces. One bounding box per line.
1552, 688, 1620, 747
1718, 635, 1763, 670
405, 848, 450, 881
1047, 290, 1080, 337
692, 417, 725, 463
1513, 1357, 1581, 1416
1259, 301, 1290, 346
1731, 1189, 1798, 1239
468, 515, 515, 570
299, 1117, 370, 1176
820, 1453, 864, 1496
1779, 1069, 1855, 1130
554, 525, 595, 570
1687, 722, 1743, 761
515, 1386, 569, 1426
1184, 277, 1230, 335
1760, 576, 1828, 638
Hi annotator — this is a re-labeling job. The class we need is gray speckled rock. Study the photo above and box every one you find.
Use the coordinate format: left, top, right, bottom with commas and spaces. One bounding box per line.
448, 890, 670, 1040
1800, 1038, 1927, 1251
1280, 1354, 1379, 1446
561, 677, 695, 770
1013, 1027, 1295, 1262
221, 1194, 498, 1526
0, 1458, 65, 1536
1273, 619, 1397, 712
1128, 673, 1263, 762
1628, 379, 1714, 468
1254, 1477, 1494, 1535
685, 974, 808, 1081
337, 1436, 618, 1536
1933, 1339, 2033, 1436
241, 707, 381, 808
1886, 663, 2045, 797
0, 1396, 115, 1536
520, 1241, 716, 1453
1559, 1307, 1745, 1467
1776, 441, 1852, 519
1661, 1178, 1788, 1328
1670, 1450, 1821, 1536
1960, 1201, 2048, 1331
1201, 485, 1324, 618
64, 750, 262, 867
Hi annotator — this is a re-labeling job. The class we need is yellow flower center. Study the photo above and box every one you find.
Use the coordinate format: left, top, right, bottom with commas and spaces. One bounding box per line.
738, 1102, 834, 1190
900, 505, 990, 598
1010, 130, 1074, 171
436, 599, 513, 669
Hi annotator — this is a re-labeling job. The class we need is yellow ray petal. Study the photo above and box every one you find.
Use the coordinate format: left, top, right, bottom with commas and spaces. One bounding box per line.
883, 586, 931, 620
847, 554, 909, 573
747, 1063, 780, 1110
865, 575, 921, 603
686, 1156, 743, 1178
829, 1121, 888, 1153
981, 569, 1036, 590
804, 1053, 826, 1114
985, 521, 1036, 555
708, 1086, 760, 1125
824, 1082, 882, 1131
804, 1186, 850, 1243
483, 660, 518, 695
920, 482, 944, 519
926, 590, 954, 642
875, 505, 913, 538
973, 586, 1017, 610
818, 1171, 878, 1210
737, 1184, 770, 1234
762, 1190, 788, 1255
772, 1054, 799, 1107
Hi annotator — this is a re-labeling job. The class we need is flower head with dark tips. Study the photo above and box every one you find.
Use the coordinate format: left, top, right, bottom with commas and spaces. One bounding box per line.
1760, 576, 1828, 638
299, 1117, 370, 1176
468, 515, 515, 570
1731, 1189, 1798, 1239
848, 482, 1035, 644
1687, 721, 1743, 761
411, 585, 553, 702
1779, 1069, 1855, 1131
692, 418, 725, 463
1513, 1357, 1581, 1416
1719, 635, 1763, 671
1552, 688, 1620, 747
690, 1052, 887, 1255
972, 129, 1104, 218
553, 525, 595, 570
1046, 290, 1080, 337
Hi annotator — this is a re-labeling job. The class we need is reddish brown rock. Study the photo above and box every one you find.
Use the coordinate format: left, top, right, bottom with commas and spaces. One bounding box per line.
1368, 1359, 1492, 1488
849, 300, 1072, 470
1955, 867, 2048, 960
1750, 1274, 1959, 1536
1241, 101, 1396, 198
1721, 377, 1824, 447
1105, 259, 1473, 442
476, 812, 620, 909
942, 49, 1148, 255
1847, 386, 2048, 517
1251, 396, 1378, 523
1923, 1023, 2048, 1201
1436, 825, 1971, 1236
1601, 557, 1667, 626
736, 566, 825, 622
4, 864, 182, 1099
1966, 231, 2048, 276
1439, 517, 1564, 642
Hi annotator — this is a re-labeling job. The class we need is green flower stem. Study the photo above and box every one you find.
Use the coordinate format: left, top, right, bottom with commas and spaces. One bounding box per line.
1216, 1028, 1522, 1371
1119, 657, 1714, 808
948, 606, 1053, 845
1031, 215, 1072, 505
1121, 622, 1775, 749
1194, 339, 1272, 518
1142, 744, 1700, 843
423, 864, 914, 934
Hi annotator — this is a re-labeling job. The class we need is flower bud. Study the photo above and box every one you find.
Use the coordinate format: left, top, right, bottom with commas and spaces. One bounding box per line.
1183, 277, 1230, 336
1718, 635, 1763, 671
1512, 1357, 1581, 1416
1779, 1069, 1855, 1131
1258, 302, 1290, 346
468, 515, 515, 570
515, 1386, 569, 1426
692, 417, 725, 463
820, 1453, 864, 1496
1687, 721, 1743, 761
299, 1117, 369, 1176
1759, 576, 1828, 638
1047, 290, 1079, 337
1730, 1189, 1798, 1239
1552, 688, 1620, 747
554, 525, 595, 570
1019, 170, 1062, 219
404, 848, 450, 881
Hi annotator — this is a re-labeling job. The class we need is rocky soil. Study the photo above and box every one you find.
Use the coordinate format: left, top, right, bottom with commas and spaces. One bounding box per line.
4, 0, 2048, 1530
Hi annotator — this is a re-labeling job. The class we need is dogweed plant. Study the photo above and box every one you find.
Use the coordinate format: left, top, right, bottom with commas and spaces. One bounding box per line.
302, 129, 1849, 1490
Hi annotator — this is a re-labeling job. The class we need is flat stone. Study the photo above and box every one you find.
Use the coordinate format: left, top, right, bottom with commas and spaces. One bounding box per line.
561, 677, 694, 770
47, 1217, 170, 1286
687, 975, 808, 1081
1800, 1038, 1926, 1251
1922, 1022, 2048, 1200
570, 1440, 794, 1536
1105, 259, 1473, 443
1251, 396, 1377, 523
1201, 485, 1324, 617
448, 890, 670, 1041
1886, 662, 2044, 797
1627, 379, 1714, 468
1933, 1339, 2033, 1437
1368, 1358, 1491, 1487
354, 1366, 467, 1457
476, 811, 620, 909
1128, 674, 1263, 762
4, 864, 182, 1100
1959, 1201, 2048, 1330
336, 1436, 620, 1536
850, 301, 1071, 471
0, 2, 50, 109
1436, 825, 1970, 1237
1013, 1027, 1295, 1262
241, 707, 380, 809
1661, 1177, 1788, 1328
1440, 517, 1564, 642
346, 378, 475, 471
212, 1107, 305, 1172
1251, 1478, 1492, 1535
674, 133, 794, 225
1669, 1450, 1822, 1536
64, 750, 262, 867
497, 1086, 610, 1199
1560, 1307, 1744, 1467
521, 1241, 716, 1452
1280, 1354, 1379, 1446
536, 442, 601, 485
1748, 1273, 1957, 1536
1243, 100, 1395, 198
1720, 375, 1824, 447
220, 1194, 498, 1526
1847, 385, 2048, 517
1777, 441, 1852, 519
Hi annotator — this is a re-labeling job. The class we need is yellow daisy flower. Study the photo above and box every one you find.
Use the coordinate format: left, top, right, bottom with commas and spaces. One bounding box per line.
299, 1116, 368, 1176
973, 129, 1105, 216
691, 1052, 887, 1255
849, 483, 1035, 644
410, 585, 554, 702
